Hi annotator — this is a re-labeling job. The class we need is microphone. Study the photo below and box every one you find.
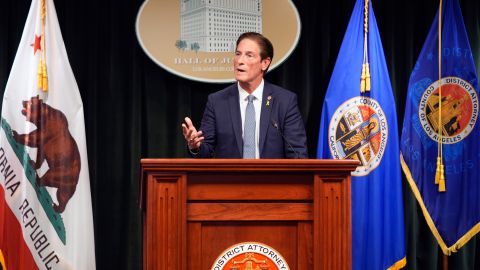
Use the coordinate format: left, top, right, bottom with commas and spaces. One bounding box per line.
270, 120, 300, 159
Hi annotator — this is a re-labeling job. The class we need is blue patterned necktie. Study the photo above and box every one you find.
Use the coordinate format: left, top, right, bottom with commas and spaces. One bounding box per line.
243, 95, 256, 158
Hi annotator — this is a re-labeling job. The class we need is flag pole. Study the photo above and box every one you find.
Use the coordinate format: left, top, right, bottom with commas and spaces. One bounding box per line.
443, 252, 448, 270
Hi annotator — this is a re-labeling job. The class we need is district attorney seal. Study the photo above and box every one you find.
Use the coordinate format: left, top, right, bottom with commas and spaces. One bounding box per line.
418, 76, 478, 144
211, 242, 290, 270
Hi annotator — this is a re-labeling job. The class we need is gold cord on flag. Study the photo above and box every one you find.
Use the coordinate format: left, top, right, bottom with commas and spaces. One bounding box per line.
360, 0, 371, 93
37, 0, 48, 92
435, 0, 445, 192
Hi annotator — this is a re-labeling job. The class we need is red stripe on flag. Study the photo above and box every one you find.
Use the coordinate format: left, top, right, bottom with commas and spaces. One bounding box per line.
0, 186, 38, 270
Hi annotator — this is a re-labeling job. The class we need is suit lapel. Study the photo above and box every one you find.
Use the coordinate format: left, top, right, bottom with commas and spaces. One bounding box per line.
228, 86, 243, 156
259, 83, 273, 156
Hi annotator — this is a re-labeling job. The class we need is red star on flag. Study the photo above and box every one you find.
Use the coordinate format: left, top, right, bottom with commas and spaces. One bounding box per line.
30, 35, 42, 55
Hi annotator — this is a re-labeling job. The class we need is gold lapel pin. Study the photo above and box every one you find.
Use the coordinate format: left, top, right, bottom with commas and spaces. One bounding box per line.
266, 96, 272, 106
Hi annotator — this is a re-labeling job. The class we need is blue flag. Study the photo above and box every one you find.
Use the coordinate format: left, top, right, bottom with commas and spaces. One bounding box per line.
317, 0, 406, 269
400, 0, 480, 255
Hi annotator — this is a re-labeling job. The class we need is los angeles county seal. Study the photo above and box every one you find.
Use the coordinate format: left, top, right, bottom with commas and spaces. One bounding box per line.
419, 76, 478, 144
210, 242, 290, 270
328, 96, 388, 176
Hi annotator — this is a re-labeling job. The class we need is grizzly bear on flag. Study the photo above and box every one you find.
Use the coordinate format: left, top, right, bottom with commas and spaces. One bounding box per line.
12, 96, 81, 213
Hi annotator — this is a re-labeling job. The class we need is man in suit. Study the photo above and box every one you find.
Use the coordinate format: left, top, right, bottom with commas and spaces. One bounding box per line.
182, 32, 307, 158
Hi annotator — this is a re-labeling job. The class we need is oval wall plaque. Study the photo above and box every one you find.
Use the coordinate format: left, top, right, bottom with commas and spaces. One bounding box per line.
136, 0, 301, 83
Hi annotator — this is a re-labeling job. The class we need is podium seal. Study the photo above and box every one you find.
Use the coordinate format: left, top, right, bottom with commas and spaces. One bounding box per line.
211, 242, 290, 270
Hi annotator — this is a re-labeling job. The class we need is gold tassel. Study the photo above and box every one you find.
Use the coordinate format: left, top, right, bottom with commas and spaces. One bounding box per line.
438, 164, 446, 192
361, 0, 370, 94
435, 156, 441, 184
360, 64, 366, 93
435, 157, 446, 192
41, 60, 48, 91
365, 63, 371, 91
37, 58, 44, 89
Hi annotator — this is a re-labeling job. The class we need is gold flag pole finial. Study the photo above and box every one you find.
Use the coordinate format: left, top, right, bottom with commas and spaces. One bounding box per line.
360, 0, 371, 93
38, 0, 48, 92
435, 0, 446, 192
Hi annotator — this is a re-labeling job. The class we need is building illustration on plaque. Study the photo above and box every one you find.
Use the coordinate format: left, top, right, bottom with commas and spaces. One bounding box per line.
178, 0, 262, 52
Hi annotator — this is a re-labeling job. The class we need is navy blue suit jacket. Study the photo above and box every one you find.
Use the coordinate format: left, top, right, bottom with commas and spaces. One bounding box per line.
193, 82, 308, 158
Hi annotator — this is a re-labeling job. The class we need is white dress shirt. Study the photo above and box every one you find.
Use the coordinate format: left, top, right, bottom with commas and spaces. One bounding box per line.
238, 80, 264, 159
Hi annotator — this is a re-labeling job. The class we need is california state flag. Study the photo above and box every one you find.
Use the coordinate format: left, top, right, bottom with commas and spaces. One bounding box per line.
0, 0, 95, 269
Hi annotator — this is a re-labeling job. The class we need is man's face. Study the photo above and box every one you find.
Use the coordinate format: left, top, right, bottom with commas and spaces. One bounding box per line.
234, 38, 271, 89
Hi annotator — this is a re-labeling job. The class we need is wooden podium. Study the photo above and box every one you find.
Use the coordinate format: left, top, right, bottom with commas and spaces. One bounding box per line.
140, 159, 358, 270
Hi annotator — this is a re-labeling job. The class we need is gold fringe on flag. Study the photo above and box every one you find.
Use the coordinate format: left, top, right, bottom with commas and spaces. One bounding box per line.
360, 0, 371, 93
37, 0, 48, 92
436, 0, 445, 192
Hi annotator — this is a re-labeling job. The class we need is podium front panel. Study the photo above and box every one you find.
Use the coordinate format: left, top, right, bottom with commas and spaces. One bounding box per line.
141, 159, 357, 270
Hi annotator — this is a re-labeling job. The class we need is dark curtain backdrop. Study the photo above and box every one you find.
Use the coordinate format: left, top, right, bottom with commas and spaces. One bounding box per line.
1, 0, 480, 269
